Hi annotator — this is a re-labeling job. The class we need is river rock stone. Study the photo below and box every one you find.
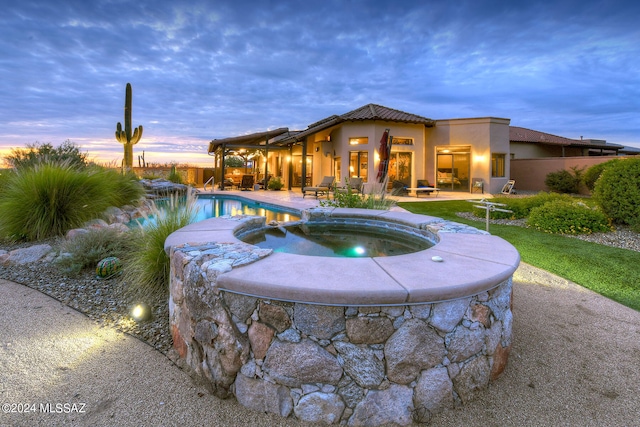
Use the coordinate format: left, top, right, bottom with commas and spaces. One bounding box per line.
223, 292, 258, 323
446, 325, 486, 363
234, 374, 293, 417
259, 302, 291, 333
333, 341, 385, 389
490, 342, 511, 381
338, 380, 364, 408
452, 356, 490, 403
430, 298, 471, 332
294, 392, 345, 424
346, 316, 394, 344
194, 320, 219, 345
1, 244, 52, 266
348, 384, 414, 426
294, 303, 345, 339
385, 319, 446, 384
248, 321, 275, 360
264, 339, 342, 388
486, 279, 512, 320
414, 367, 454, 414
468, 303, 491, 327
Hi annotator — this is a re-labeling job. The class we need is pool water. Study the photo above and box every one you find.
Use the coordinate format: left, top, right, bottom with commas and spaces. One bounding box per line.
239, 223, 433, 257
131, 196, 299, 227
194, 196, 299, 223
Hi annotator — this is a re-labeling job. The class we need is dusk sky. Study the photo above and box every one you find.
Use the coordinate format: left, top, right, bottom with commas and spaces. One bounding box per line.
1, 0, 638, 167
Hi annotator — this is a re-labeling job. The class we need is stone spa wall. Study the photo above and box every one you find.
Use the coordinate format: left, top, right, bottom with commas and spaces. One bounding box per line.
169, 237, 514, 425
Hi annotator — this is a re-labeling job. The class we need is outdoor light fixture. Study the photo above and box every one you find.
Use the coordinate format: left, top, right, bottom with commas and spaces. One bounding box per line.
131, 303, 152, 322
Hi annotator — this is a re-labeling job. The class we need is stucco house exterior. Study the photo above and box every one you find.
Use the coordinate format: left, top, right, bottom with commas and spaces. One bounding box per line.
209, 104, 512, 194
208, 103, 632, 193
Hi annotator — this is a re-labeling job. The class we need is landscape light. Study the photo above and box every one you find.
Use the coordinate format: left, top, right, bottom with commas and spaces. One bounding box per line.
131, 303, 152, 322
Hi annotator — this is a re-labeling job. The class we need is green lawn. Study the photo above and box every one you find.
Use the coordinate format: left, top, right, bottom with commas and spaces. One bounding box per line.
399, 200, 640, 311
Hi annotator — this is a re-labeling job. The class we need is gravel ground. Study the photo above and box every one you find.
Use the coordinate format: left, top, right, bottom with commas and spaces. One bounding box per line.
1, 217, 638, 357
0, 238, 172, 353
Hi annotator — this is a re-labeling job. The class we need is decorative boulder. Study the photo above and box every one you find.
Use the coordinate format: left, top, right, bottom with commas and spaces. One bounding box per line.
96, 257, 123, 278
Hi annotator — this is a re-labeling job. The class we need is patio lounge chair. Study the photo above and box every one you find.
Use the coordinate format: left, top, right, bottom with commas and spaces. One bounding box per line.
303, 176, 334, 198
239, 174, 255, 191
405, 179, 440, 197
335, 177, 363, 195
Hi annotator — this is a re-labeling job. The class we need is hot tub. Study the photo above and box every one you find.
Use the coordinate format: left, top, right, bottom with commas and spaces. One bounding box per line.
166, 207, 519, 425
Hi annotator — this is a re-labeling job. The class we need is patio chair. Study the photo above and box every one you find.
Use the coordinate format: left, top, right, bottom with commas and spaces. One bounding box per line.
302, 176, 335, 198
391, 180, 409, 196
335, 177, 363, 195
501, 180, 516, 195
239, 174, 255, 191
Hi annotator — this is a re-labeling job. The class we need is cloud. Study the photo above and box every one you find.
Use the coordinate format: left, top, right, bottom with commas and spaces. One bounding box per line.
1, 0, 639, 163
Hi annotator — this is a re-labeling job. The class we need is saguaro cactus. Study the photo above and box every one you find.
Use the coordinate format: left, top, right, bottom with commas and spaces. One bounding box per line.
115, 83, 143, 170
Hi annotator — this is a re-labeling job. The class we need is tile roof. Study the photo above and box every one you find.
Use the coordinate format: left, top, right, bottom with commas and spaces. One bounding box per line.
510, 126, 623, 151
509, 126, 578, 146
282, 104, 435, 142
340, 104, 434, 124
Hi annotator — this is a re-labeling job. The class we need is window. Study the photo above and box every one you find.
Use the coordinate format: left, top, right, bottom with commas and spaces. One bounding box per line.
349, 151, 368, 182
392, 137, 414, 146
492, 153, 506, 177
349, 137, 368, 145
334, 157, 341, 182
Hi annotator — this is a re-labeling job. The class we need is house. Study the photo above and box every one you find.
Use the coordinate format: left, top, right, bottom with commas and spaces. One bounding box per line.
208, 104, 632, 194
209, 104, 512, 194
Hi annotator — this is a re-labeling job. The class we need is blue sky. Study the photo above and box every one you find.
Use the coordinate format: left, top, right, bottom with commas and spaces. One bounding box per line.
1, 0, 638, 166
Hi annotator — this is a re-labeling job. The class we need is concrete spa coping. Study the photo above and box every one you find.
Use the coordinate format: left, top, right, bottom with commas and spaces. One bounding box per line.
164, 208, 521, 306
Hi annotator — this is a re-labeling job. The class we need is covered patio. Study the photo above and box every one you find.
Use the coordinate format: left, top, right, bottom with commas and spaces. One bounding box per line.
208, 128, 308, 191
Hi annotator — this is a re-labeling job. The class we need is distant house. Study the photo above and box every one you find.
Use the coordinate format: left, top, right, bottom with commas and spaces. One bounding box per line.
509, 126, 623, 158
208, 104, 631, 194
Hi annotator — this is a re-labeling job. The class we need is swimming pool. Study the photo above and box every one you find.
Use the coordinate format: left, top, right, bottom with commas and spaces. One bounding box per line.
194, 195, 300, 223
130, 195, 300, 227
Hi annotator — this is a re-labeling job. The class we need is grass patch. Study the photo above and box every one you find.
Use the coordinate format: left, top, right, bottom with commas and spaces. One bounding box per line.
399, 200, 640, 311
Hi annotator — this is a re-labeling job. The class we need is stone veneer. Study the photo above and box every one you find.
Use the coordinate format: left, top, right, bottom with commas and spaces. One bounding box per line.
167, 210, 518, 426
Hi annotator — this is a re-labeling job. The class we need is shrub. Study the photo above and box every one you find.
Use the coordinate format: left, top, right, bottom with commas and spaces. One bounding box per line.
544, 166, 584, 193
267, 176, 284, 190
0, 163, 144, 241
55, 227, 134, 275
526, 200, 612, 234
167, 165, 184, 184
320, 187, 395, 210
473, 192, 574, 219
122, 191, 199, 299
5, 140, 88, 170
583, 159, 620, 191
593, 158, 640, 230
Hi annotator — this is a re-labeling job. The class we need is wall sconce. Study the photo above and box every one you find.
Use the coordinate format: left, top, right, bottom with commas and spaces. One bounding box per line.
326, 135, 331, 142
315, 147, 320, 152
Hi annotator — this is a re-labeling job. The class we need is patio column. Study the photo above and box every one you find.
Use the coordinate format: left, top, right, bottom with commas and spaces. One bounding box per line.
301, 139, 307, 189
288, 145, 293, 190
264, 136, 269, 191
220, 142, 226, 190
